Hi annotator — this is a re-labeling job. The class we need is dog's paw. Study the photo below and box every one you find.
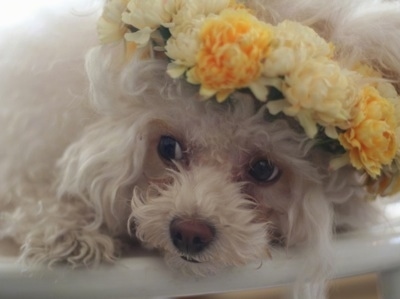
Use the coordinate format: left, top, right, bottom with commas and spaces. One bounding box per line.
19, 229, 117, 268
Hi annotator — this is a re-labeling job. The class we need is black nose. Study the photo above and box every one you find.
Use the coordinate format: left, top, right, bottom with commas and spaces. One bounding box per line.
169, 218, 215, 255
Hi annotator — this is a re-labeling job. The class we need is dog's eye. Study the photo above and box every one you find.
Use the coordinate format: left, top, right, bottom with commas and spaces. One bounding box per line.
249, 159, 280, 183
158, 136, 183, 161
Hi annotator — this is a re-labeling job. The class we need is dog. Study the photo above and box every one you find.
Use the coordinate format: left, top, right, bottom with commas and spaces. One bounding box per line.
1, 0, 399, 297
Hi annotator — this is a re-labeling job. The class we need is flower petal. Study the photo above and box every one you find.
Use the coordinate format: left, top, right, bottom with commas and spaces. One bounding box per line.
167, 63, 187, 78
249, 81, 269, 102
199, 86, 217, 99
297, 111, 318, 138
124, 27, 153, 47
266, 100, 286, 115
216, 90, 233, 102
329, 154, 351, 171
325, 125, 338, 139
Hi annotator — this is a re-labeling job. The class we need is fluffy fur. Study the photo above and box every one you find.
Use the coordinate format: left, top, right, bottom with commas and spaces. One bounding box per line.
0, 0, 398, 298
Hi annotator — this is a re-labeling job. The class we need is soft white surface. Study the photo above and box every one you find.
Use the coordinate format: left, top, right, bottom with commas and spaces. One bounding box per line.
0, 216, 399, 299
0, 0, 86, 28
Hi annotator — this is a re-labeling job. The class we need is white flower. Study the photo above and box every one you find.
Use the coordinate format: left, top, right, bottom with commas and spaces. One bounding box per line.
263, 20, 333, 77
165, 16, 204, 76
124, 27, 153, 47
268, 57, 359, 138
121, 0, 182, 47
97, 0, 129, 44
172, 0, 232, 26
377, 82, 399, 99
262, 47, 296, 77
122, 0, 179, 29
194, 0, 233, 15
276, 20, 333, 57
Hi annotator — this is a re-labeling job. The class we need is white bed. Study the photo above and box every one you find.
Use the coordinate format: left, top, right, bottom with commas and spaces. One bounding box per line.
1, 202, 399, 299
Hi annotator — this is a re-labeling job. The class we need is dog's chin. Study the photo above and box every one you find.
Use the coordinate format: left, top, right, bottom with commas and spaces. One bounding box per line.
164, 252, 223, 276
180, 255, 201, 263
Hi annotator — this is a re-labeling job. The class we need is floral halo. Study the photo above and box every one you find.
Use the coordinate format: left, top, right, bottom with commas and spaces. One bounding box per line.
98, 0, 400, 198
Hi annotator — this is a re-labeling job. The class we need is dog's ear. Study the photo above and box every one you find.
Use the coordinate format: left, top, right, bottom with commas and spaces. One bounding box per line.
330, 0, 400, 79
323, 165, 383, 230
85, 46, 172, 115
56, 112, 151, 233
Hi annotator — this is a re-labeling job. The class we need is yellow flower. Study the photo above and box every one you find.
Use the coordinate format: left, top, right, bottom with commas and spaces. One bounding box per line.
338, 86, 397, 178
268, 57, 358, 138
97, 0, 130, 44
166, 0, 243, 79
367, 171, 400, 196
186, 9, 273, 102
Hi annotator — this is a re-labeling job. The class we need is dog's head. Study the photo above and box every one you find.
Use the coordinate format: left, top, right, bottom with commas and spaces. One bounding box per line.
119, 60, 326, 275
58, 0, 400, 275
61, 56, 365, 275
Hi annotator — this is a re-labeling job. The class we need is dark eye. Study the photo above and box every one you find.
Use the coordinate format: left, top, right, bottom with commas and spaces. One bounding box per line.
249, 159, 280, 183
158, 136, 183, 161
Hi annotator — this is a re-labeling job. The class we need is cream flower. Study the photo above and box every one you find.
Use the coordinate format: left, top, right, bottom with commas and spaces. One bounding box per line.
352, 63, 399, 99
377, 82, 399, 99
165, 17, 204, 78
196, 0, 237, 14
169, 0, 233, 39
171, 0, 234, 30
268, 57, 358, 138
186, 9, 273, 102
353, 63, 382, 78
263, 21, 333, 77
121, 0, 182, 47
97, 0, 129, 44
123, 0, 180, 29
338, 86, 397, 178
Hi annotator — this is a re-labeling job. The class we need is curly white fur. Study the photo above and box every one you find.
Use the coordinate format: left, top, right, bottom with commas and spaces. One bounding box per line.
0, 0, 398, 298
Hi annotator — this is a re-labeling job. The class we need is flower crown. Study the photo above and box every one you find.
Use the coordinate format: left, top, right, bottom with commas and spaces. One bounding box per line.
98, 0, 400, 197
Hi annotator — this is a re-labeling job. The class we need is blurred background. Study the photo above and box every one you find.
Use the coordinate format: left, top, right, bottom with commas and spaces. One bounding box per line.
180, 274, 380, 299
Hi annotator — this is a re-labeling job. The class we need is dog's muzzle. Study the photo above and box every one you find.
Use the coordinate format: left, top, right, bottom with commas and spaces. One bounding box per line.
169, 218, 215, 263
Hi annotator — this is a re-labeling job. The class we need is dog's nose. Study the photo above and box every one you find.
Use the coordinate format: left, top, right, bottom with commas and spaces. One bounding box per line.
169, 218, 215, 255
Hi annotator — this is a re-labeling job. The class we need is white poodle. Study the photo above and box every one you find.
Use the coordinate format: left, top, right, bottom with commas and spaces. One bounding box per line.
1, 0, 399, 297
